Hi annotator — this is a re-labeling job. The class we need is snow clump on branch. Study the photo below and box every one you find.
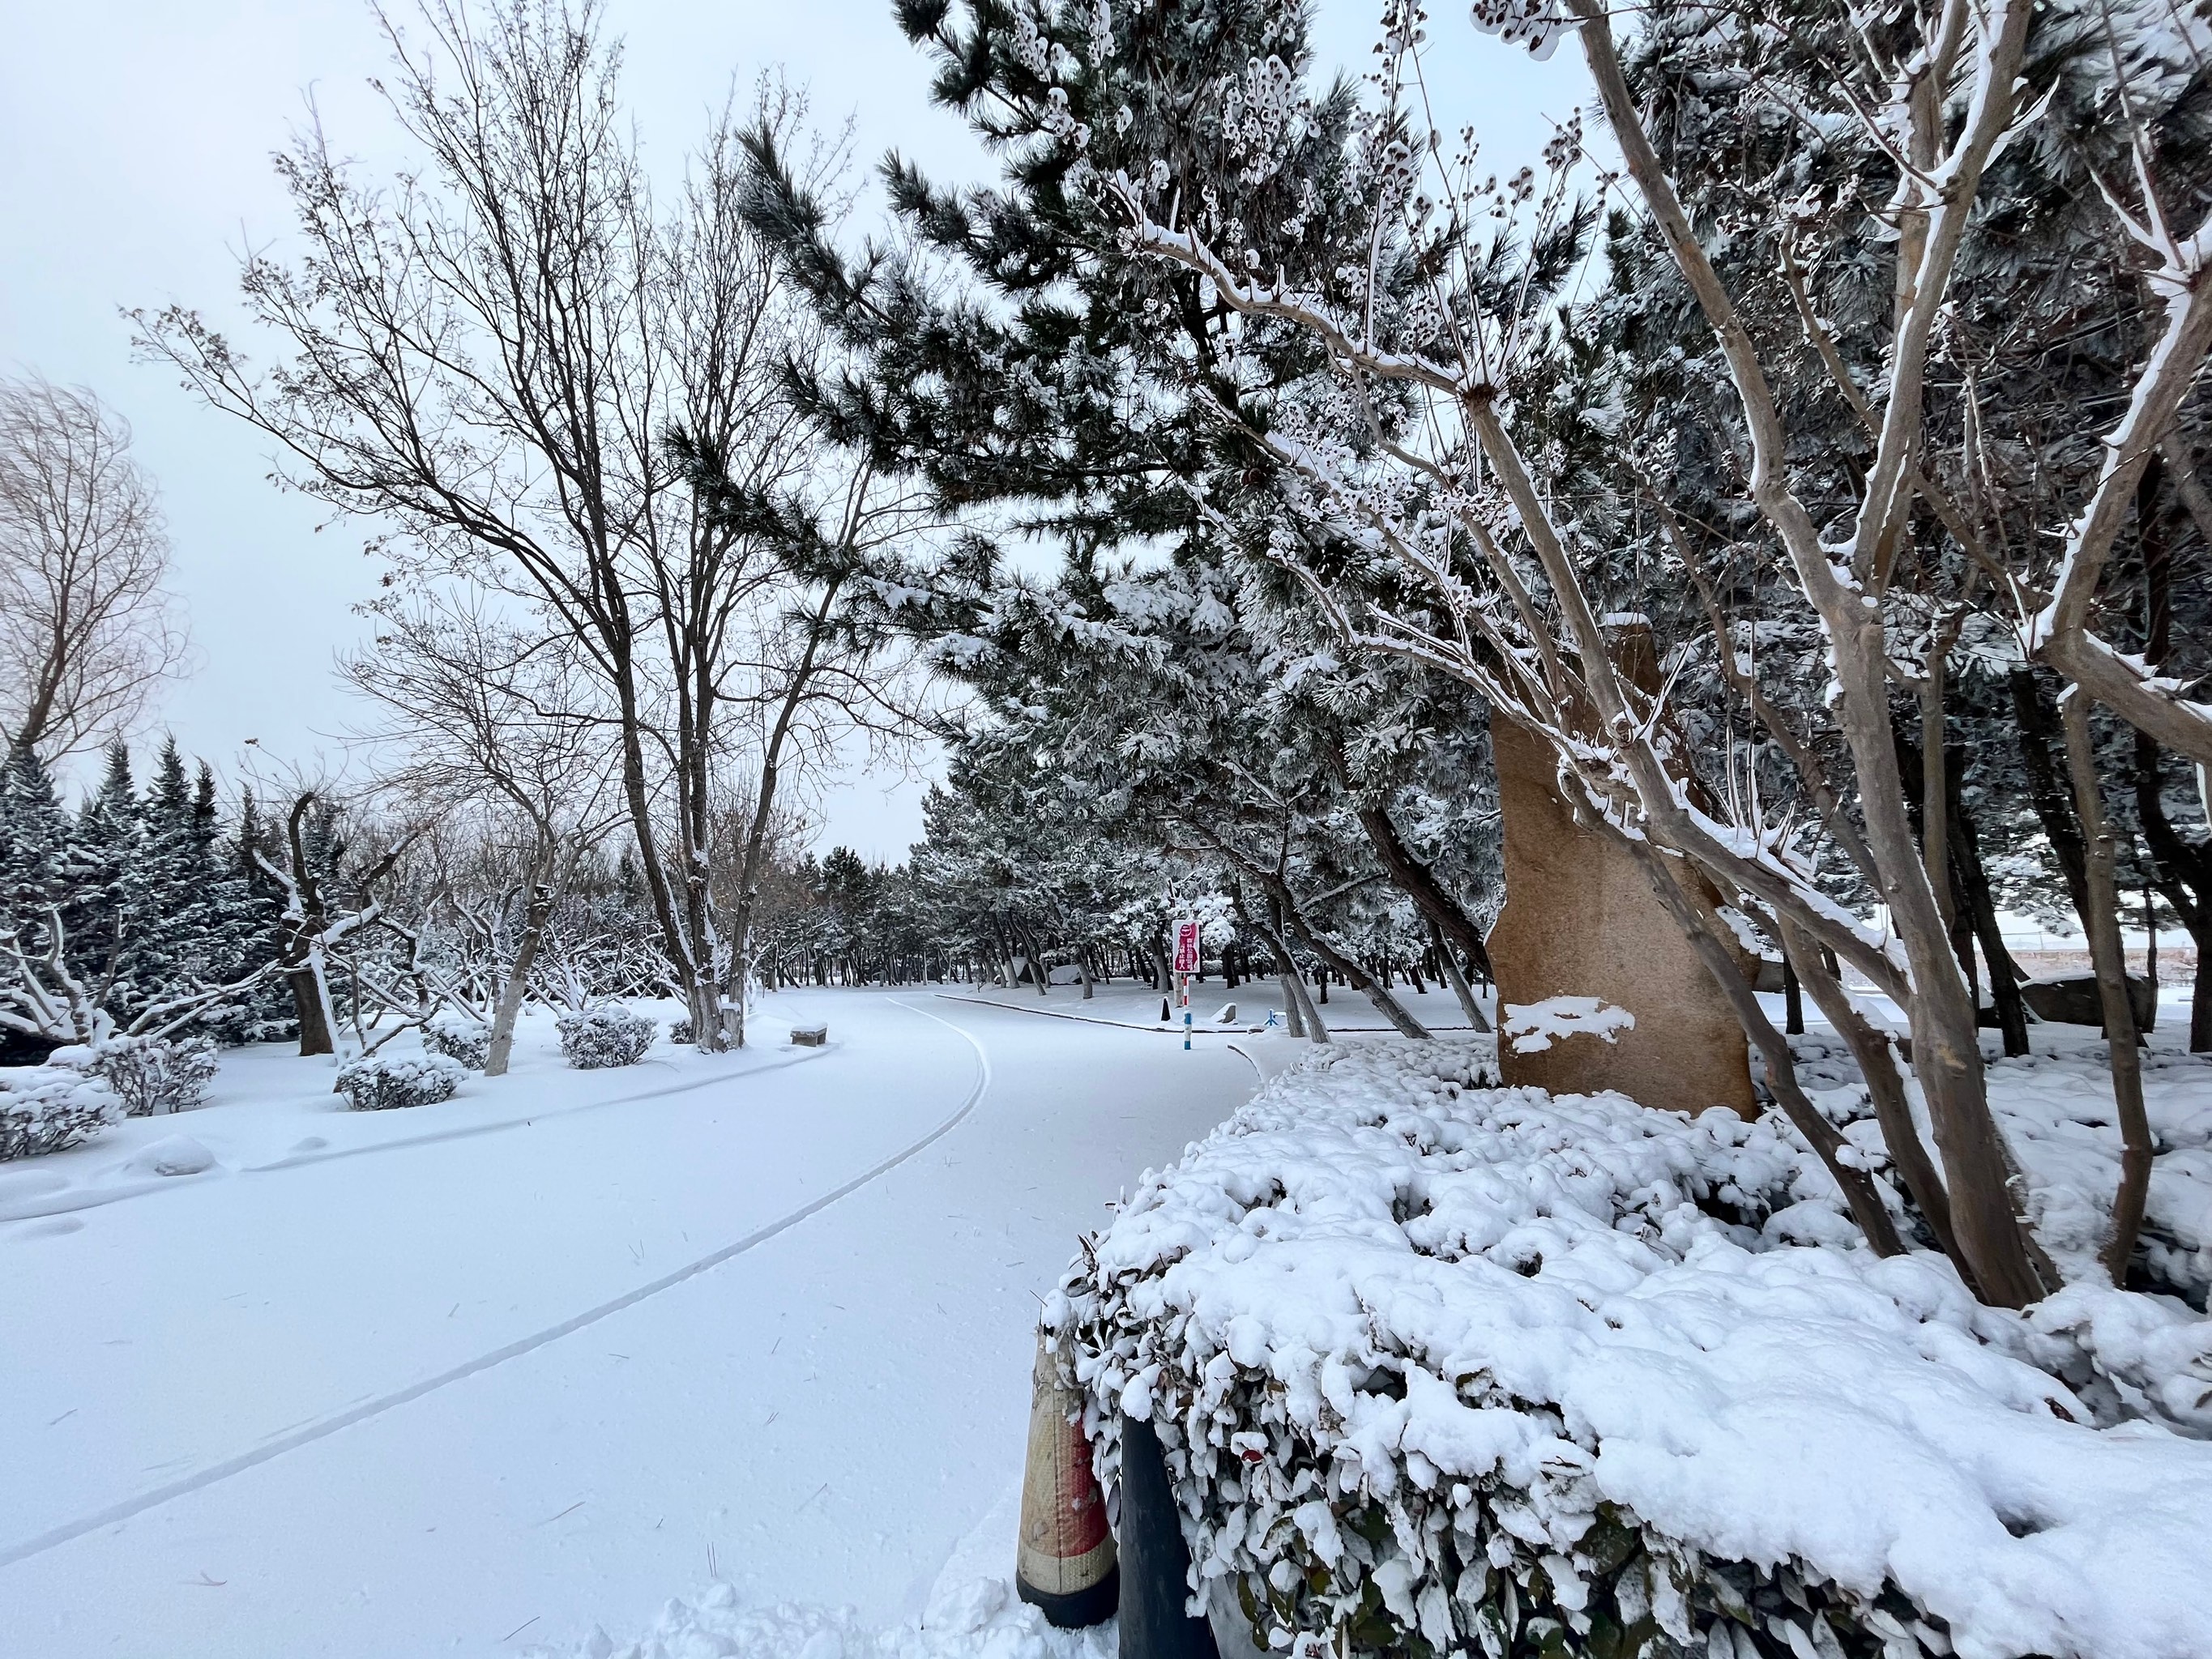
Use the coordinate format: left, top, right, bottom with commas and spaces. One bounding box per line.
1467, 0, 1571, 59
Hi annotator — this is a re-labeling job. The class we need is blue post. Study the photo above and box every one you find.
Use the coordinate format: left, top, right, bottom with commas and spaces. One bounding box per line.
1183, 1008, 1191, 1051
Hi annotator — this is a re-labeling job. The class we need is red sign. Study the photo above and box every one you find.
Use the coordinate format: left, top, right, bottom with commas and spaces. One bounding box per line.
1172, 919, 1202, 975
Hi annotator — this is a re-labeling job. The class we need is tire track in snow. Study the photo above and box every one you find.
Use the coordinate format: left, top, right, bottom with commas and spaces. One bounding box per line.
0, 1001, 991, 1572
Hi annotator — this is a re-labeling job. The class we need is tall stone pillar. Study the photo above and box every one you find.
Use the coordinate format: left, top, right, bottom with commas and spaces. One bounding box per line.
1485, 625, 1757, 1118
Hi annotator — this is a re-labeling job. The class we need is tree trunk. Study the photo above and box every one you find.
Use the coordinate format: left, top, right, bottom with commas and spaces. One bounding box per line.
287, 959, 336, 1057
2131, 746, 2211, 1055
2060, 696, 2154, 1283
1949, 781, 2032, 1058
1428, 914, 1489, 1030
1779, 919, 1964, 1271
1347, 786, 1496, 981
1286, 918, 1427, 1038
2009, 667, 2096, 934
1253, 897, 1326, 1042
485, 867, 553, 1077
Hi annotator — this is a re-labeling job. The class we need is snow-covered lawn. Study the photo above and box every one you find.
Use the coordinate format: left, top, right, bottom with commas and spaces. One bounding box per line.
0, 991, 1258, 1658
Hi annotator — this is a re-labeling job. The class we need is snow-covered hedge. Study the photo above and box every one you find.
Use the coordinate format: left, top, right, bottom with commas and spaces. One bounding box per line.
668, 1015, 694, 1047
421, 1014, 492, 1070
557, 1005, 655, 1070
0, 1065, 123, 1160
335, 1052, 466, 1112
1045, 1039, 2212, 1659
64, 1034, 221, 1117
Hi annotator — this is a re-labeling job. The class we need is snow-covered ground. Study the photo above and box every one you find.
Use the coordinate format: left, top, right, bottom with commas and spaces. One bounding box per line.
6, 979, 2206, 1658
0, 990, 1258, 1658
943, 970, 2205, 1047
942, 976, 1492, 1033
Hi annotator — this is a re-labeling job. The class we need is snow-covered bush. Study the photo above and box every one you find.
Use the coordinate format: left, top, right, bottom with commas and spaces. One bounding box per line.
0, 1065, 123, 1160
668, 1014, 694, 1047
335, 1052, 465, 1112
421, 1014, 491, 1070
70, 1034, 221, 1117
1046, 1039, 2212, 1659
557, 1005, 654, 1069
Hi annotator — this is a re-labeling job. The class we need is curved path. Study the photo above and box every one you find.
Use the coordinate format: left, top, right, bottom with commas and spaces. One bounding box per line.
1, 990, 1252, 1657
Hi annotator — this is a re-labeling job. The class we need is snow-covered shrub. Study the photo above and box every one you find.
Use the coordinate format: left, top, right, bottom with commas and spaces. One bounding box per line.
557, 1005, 654, 1069
73, 1034, 221, 1117
668, 1015, 694, 1047
335, 1052, 465, 1112
1046, 1038, 2212, 1659
421, 1014, 491, 1070
0, 1065, 123, 1160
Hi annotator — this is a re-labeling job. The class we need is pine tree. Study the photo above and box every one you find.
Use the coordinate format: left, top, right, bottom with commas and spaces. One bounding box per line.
69, 739, 143, 1007
0, 748, 74, 928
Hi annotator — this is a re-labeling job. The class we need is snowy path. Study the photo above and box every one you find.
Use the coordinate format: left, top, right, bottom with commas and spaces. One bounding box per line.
1, 991, 1255, 1658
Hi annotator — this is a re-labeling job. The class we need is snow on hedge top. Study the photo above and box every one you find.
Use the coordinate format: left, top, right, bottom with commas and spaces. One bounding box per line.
1053, 1039, 2212, 1659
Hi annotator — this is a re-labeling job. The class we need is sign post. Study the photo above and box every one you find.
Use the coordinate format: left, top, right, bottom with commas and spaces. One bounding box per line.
1171, 919, 1200, 1051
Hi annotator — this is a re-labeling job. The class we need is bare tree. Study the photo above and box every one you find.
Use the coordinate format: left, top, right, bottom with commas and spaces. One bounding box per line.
0, 374, 190, 761
681, 436, 935, 1044
246, 786, 415, 1057
341, 592, 623, 1072
134, 2, 876, 1051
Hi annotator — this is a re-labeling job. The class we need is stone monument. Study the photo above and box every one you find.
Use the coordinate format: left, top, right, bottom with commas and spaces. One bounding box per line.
1485, 622, 1757, 1118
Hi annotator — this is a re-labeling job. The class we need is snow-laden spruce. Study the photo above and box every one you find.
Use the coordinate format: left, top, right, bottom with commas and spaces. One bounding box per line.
1046, 1039, 2212, 1659
0, 1064, 124, 1160
335, 1051, 465, 1112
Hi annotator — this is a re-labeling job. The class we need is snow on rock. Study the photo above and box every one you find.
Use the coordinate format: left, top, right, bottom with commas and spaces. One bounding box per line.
1499, 994, 1634, 1054
1047, 1038, 2212, 1659
118, 1134, 216, 1178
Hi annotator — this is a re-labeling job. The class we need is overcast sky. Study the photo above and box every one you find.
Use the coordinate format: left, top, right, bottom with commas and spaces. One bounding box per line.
0, 0, 1586, 858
